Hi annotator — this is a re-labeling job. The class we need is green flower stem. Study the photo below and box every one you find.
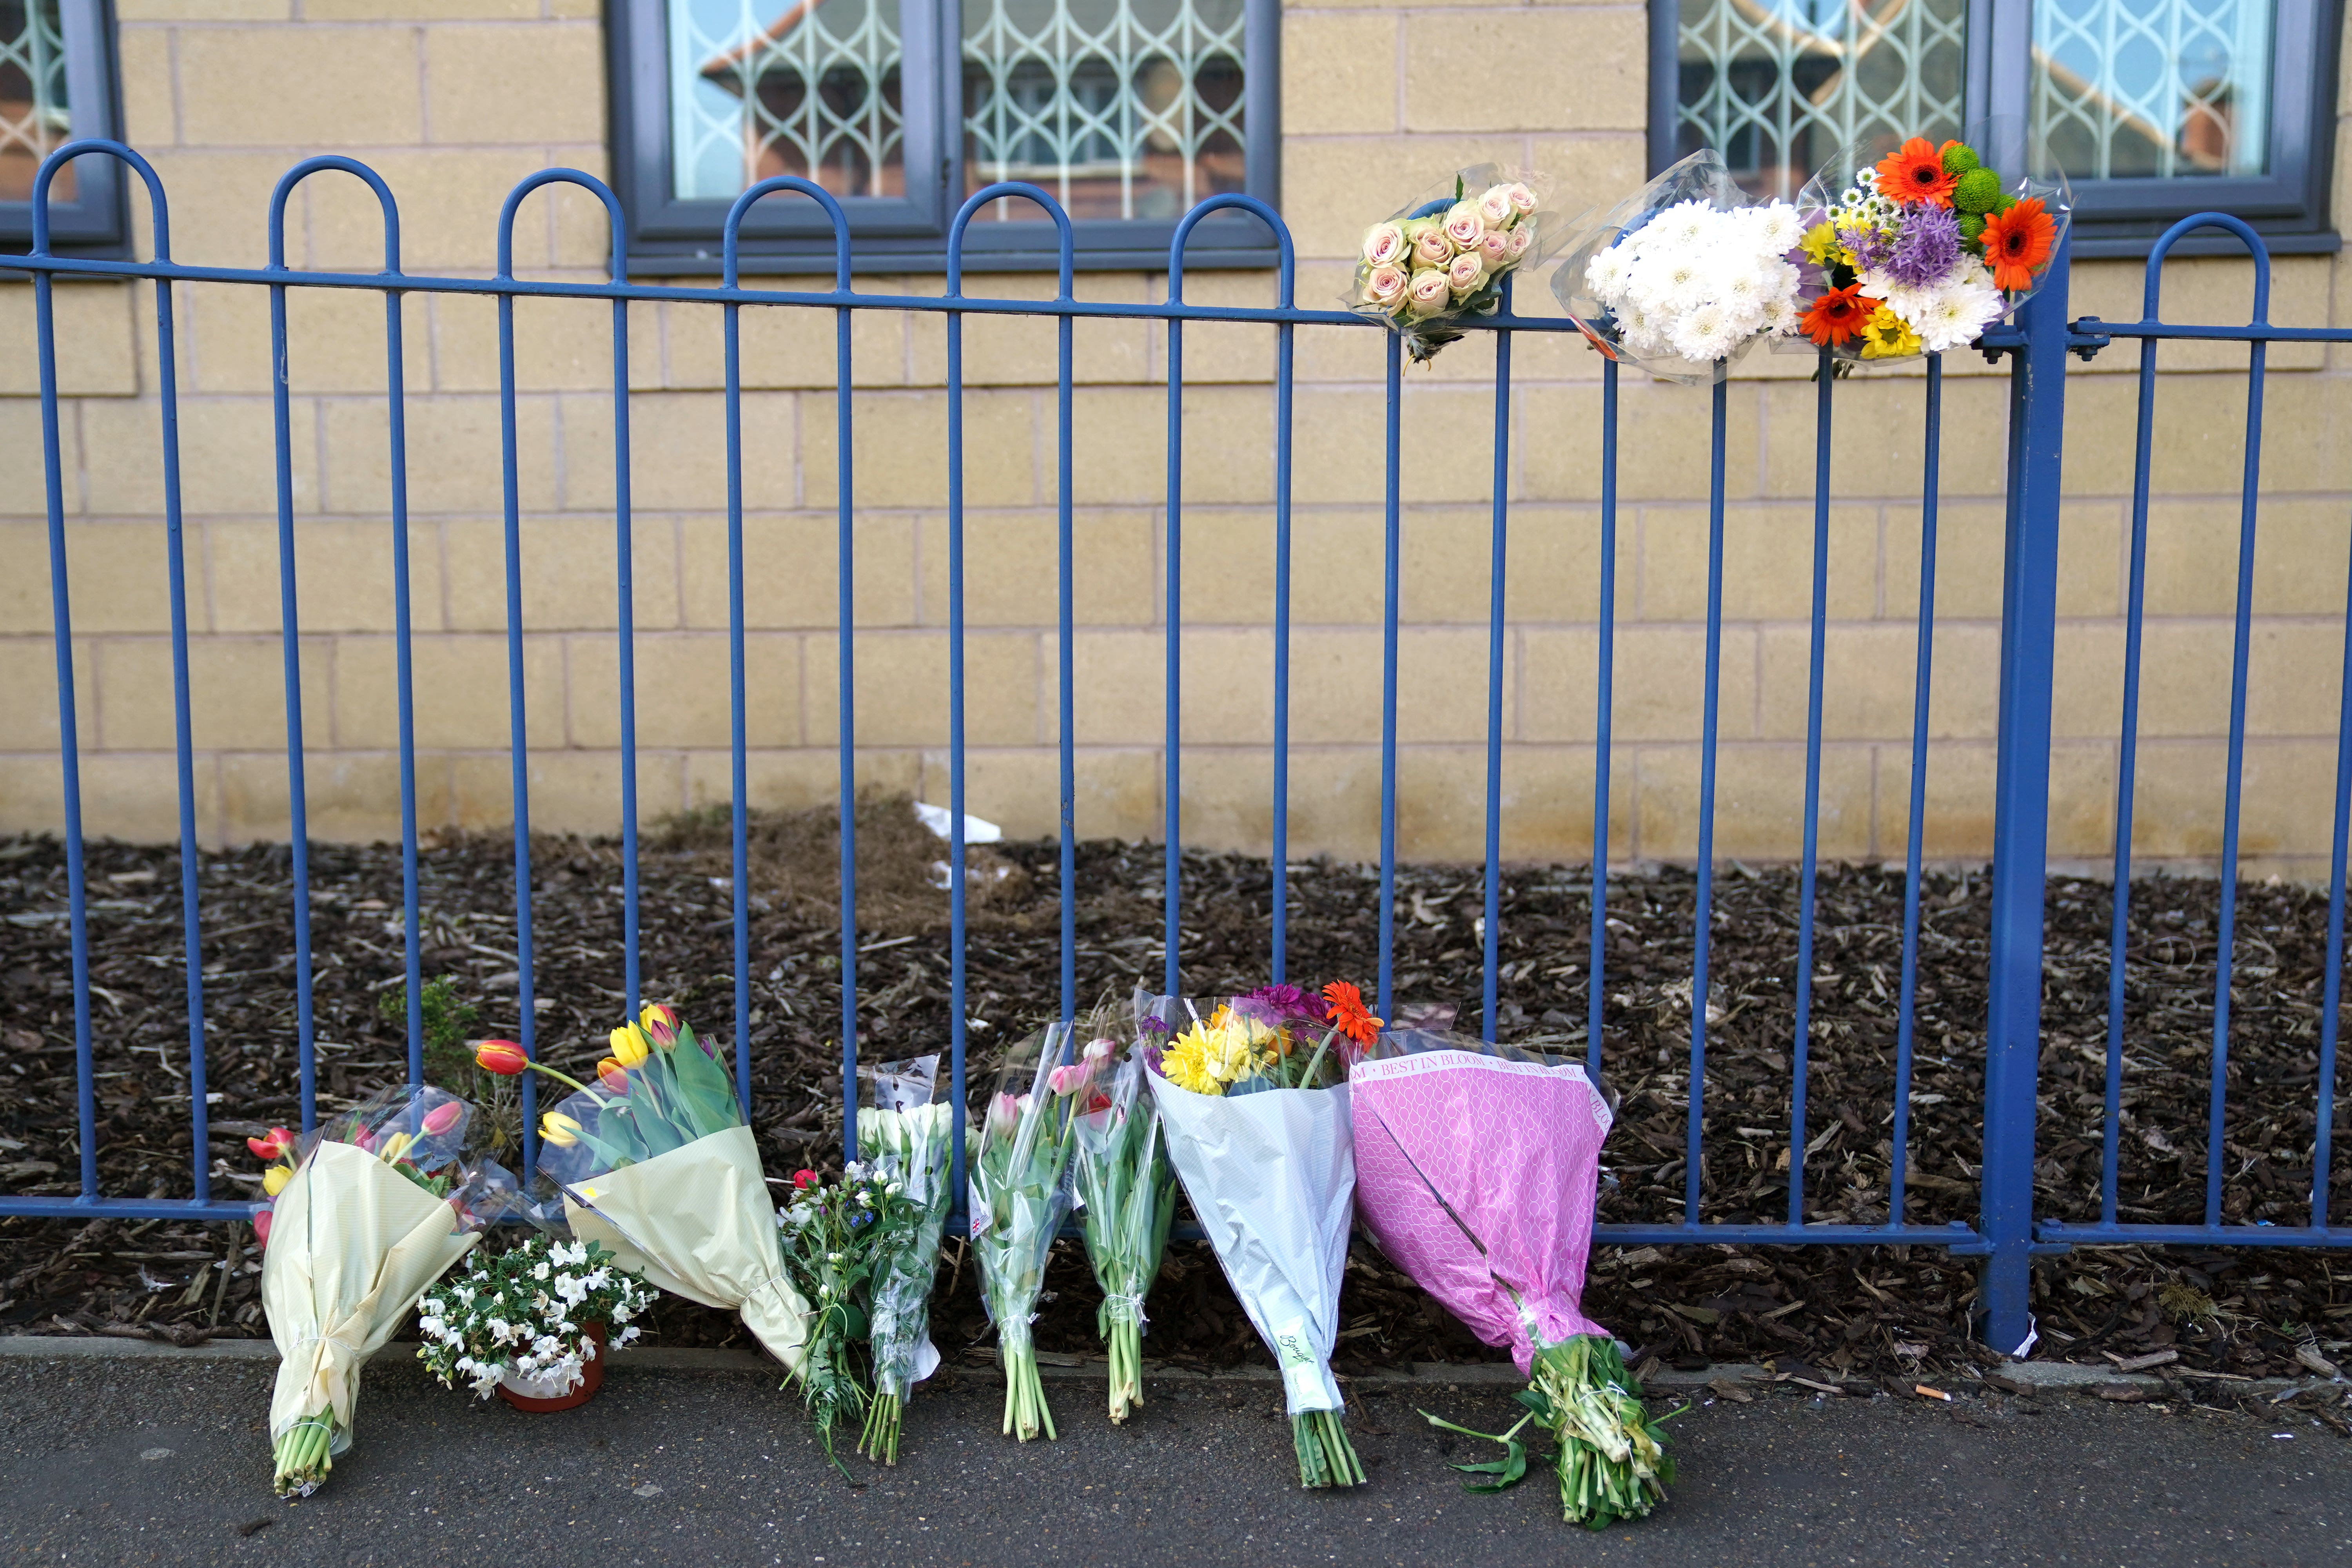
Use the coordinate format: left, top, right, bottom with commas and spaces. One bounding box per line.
1292, 1025, 1343, 1088
519, 1059, 597, 1098
1292, 1408, 1366, 1488
858, 1391, 904, 1466
1105, 1313, 1144, 1424
999, 1320, 1056, 1442
271, 1413, 339, 1495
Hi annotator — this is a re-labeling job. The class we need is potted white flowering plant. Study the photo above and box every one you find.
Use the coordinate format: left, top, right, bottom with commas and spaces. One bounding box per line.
415, 1234, 655, 1412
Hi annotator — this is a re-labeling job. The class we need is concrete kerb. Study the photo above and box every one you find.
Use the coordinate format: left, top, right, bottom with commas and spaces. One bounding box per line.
6, 1333, 2327, 1405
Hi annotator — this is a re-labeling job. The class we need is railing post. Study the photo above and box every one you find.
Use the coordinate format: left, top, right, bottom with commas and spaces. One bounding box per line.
1980, 233, 2071, 1353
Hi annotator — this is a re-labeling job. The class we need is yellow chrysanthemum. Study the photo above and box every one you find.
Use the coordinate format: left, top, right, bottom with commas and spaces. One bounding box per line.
1858, 305, 1920, 360
1160, 1018, 1271, 1097
1798, 222, 1844, 269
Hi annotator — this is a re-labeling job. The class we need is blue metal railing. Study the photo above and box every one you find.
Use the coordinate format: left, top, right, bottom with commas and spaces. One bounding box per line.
9, 141, 2350, 1357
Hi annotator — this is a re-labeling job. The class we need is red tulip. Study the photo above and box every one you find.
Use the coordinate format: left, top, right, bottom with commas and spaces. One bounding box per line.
792, 1169, 817, 1190
246, 1125, 295, 1161
597, 1057, 630, 1094
252, 1208, 272, 1248
420, 1101, 463, 1137
474, 1039, 529, 1075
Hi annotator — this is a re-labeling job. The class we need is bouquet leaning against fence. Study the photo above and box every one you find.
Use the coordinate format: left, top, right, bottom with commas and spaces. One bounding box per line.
1350, 163, 1567, 364
1349, 1024, 1674, 1528
1072, 994, 1181, 1423
1550, 148, 1809, 385
483, 1007, 813, 1380
969, 1024, 1085, 1441
853, 1053, 958, 1465
1149, 983, 1379, 1487
254, 1083, 510, 1495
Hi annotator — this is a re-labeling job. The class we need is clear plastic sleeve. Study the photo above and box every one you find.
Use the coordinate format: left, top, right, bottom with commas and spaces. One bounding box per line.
1071, 992, 1180, 1421
1548, 147, 1809, 386
855, 1053, 956, 1405
967, 1022, 1082, 1439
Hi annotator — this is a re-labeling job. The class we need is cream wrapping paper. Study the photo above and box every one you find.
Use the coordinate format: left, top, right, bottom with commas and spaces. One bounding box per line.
263, 1139, 481, 1445
558, 1122, 812, 1374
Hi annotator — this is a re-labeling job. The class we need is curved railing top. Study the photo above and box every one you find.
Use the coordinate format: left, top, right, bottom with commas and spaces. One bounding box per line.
1168, 193, 1294, 309
722, 176, 852, 292
496, 167, 628, 284
2143, 211, 2272, 326
31, 139, 170, 261
947, 183, 1074, 300
267, 156, 401, 275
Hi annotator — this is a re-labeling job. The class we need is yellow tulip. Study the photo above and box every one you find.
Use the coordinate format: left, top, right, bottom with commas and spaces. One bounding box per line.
608, 1023, 651, 1067
261, 1165, 290, 1197
376, 1132, 414, 1164
541, 1111, 583, 1147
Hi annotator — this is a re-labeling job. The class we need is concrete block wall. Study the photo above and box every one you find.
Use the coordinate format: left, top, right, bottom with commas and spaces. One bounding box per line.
3, 0, 2350, 877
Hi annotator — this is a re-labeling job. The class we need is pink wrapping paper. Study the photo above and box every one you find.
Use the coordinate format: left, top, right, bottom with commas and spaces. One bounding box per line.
1350, 1049, 1613, 1375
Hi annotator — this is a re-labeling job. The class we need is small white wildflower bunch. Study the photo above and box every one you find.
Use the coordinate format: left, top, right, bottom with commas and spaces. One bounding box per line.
1581, 197, 1806, 368
416, 1232, 653, 1402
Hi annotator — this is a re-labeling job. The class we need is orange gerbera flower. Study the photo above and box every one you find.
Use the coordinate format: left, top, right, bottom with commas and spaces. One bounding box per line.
1980, 198, 2055, 292
1875, 136, 1958, 207
1320, 981, 1383, 1048
1800, 283, 1884, 347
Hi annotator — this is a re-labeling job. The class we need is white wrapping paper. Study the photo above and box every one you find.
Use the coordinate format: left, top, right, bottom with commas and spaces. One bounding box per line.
1147, 1075, 1354, 1414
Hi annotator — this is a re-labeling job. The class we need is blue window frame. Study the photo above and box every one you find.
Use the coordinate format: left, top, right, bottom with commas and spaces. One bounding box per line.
1, 0, 122, 254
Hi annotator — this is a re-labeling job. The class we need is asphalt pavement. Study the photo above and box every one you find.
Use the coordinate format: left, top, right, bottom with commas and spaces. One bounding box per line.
0, 1348, 2346, 1567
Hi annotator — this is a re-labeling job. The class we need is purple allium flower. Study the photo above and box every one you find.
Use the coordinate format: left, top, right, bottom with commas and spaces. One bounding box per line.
1138, 1014, 1171, 1036
1838, 223, 1890, 272
1886, 203, 1961, 290
1240, 983, 1329, 1023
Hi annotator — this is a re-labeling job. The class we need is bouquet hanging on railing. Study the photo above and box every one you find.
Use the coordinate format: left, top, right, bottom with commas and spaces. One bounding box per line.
1148, 983, 1382, 1488
853, 1053, 958, 1465
484, 1007, 813, 1381
1348, 1024, 1675, 1528
1072, 993, 1181, 1423
254, 1084, 511, 1495
1786, 129, 2070, 365
1350, 163, 1566, 364
969, 1024, 1085, 1441
1550, 149, 1808, 385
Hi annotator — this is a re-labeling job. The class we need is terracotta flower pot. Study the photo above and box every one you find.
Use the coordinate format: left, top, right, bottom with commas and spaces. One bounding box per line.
495, 1319, 609, 1413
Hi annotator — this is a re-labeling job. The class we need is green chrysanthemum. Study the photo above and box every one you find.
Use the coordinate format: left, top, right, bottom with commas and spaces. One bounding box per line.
1958, 213, 1986, 245
1953, 167, 2002, 215
1941, 142, 1981, 176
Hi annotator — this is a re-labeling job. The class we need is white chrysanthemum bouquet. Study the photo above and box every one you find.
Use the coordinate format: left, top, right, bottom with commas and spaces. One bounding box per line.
1350, 163, 1563, 363
1552, 149, 1807, 384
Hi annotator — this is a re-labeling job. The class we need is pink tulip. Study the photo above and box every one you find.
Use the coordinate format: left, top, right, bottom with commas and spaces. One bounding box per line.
420, 1100, 463, 1137
986, 1092, 1019, 1140
252, 1207, 272, 1248
1082, 1036, 1117, 1065
1047, 1063, 1090, 1097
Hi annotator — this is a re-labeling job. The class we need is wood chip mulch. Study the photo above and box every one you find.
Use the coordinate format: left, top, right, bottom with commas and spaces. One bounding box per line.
3, 798, 2348, 1396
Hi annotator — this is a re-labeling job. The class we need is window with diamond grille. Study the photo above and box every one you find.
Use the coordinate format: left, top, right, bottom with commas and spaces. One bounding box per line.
1672, 0, 1968, 200
2031, 0, 2272, 180
628, 0, 1270, 266
1657, 0, 2334, 249
0, 0, 118, 253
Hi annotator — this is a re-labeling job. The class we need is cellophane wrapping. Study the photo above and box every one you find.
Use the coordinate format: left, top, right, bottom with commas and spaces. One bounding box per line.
857, 1054, 956, 1410
968, 1023, 1081, 1439
1072, 992, 1181, 1421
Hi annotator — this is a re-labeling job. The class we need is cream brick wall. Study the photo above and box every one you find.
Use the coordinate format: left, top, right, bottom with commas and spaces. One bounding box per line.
4, 0, 2350, 878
